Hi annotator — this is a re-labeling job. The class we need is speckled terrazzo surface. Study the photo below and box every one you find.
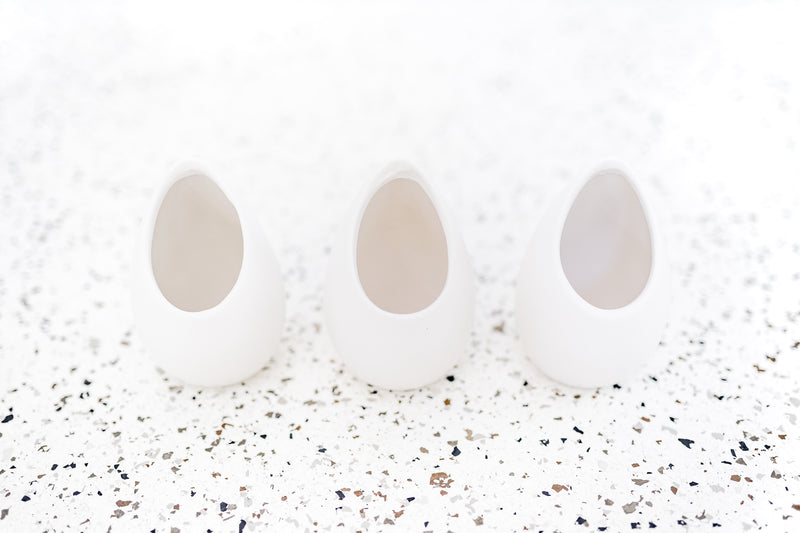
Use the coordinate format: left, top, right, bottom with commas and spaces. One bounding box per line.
2, 1, 800, 531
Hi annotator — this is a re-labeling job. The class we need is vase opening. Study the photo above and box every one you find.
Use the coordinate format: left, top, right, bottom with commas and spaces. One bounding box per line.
560, 170, 652, 310
151, 174, 244, 312
357, 177, 448, 314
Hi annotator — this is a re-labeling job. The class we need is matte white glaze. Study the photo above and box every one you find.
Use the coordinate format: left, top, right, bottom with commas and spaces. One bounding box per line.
516, 164, 670, 387
131, 162, 285, 386
324, 162, 476, 390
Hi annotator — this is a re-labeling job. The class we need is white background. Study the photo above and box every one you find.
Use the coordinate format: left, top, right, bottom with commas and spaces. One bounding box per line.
1, 1, 799, 531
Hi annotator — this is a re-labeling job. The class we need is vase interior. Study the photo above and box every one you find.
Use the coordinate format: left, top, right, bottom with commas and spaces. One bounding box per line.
357, 177, 448, 314
560, 170, 652, 310
151, 174, 244, 312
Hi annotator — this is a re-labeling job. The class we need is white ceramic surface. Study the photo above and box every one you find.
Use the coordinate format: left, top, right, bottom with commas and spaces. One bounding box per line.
131, 162, 285, 386
516, 164, 670, 388
325, 162, 476, 390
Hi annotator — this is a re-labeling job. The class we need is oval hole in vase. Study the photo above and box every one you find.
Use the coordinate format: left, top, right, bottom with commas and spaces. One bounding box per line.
357, 178, 448, 314
151, 175, 244, 312
560, 170, 652, 310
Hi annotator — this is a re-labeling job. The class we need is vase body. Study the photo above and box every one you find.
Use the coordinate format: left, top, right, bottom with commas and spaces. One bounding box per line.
131, 162, 285, 386
516, 164, 669, 388
324, 162, 475, 390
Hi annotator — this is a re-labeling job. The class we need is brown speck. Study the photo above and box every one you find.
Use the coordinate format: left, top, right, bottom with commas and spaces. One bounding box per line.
116, 500, 131, 507
493, 321, 505, 333
551, 484, 568, 493
671, 486, 678, 495
474, 516, 484, 525
731, 475, 741, 482
430, 472, 453, 489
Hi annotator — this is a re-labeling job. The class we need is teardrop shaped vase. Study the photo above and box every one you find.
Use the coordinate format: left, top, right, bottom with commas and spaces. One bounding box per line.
324, 162, 476, 390
516, 164, 669, 388
131, 162, 286, 387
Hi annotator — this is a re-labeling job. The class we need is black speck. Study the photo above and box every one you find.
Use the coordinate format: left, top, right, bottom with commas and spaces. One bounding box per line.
631, 523, 640, 529
712, 523, 721, 527
21, 496, 30, 502
260, 434, 267, 439
220, 502, 228, 512
72, 491, 80, 496
335, 490, 345, 500
689, 481, 698, 486
191, 491, 196, 497
452, 446, 461, 457
120, 473, 128, 480
84, 379, 92, 385
613, 384, 622, 389
446, 375, 455, 382
407, 497, 415, 502
649, 523, 657, 528
678, 438, 694, 449
542, 491, 551, 496
50, 464, 57, 471
1, 414, 12, 424
739, 441, 749, 451
677, 520, 687, 526
576, 517, 587, 525
318, 448, 327, 453
573, 426, 584, 434
540, 439, 549, 446
239, 519, 246, 533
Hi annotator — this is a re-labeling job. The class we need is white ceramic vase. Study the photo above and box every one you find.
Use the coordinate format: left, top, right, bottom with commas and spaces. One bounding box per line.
324, 162, 476, 390
516, 164, 669, 388
131, 162, 285, 387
